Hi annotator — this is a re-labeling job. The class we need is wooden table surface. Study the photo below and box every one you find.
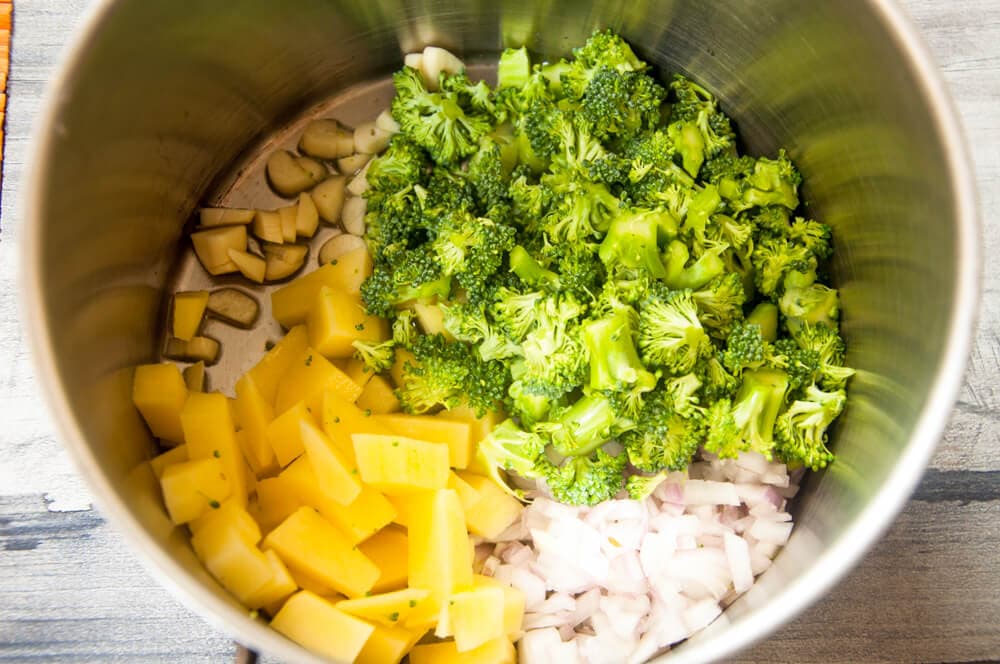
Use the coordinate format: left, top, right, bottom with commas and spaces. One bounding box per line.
2, 1, 998, 662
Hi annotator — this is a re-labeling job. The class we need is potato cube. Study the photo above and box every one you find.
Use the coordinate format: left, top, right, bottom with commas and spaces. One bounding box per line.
270, 591, 374, 662
279, 204, 298, 243
150, 444, 188, 479
265, 400, 312, 467
191, 225, 247, 275
226, 248, 266, 284
355, 375, 400, 415
248, 325, 308, 406
438, 405, 506, 476
409, 637, 515, 664
280, 457, 395, 545
191, 514, 273, 606
336, 587, 431, 626
448, 471, 482, 515
376, 414, 473, 469
307, 286, 388, 359
321, 390, 391, 462
457, 473, 524, 539
339, 356, 374, 390
408, 489, 472, 604
270, 248, 372, 327
233, 373, 276, 473
199, 207, 255, 227
263, 507, 380, 598
385, 494, 415, 529
172, 290, 209, 341
358, 526, 409, 594
356, 624, 424, 664
472, 575, 525, 641
160, 458, 231, 524
254, 476, 303, 533
275, 348, 363, 415
132, 363, 188, 444
300, 419, 361, 506
189, 497, 261, 544
252, 209, 284, 244
244, 549, 298, 609
351, 434, 450, 495
296, 192, 320, 238
183, 361, 206, 392
180, 392, 247, 507
449, 586, 506, 652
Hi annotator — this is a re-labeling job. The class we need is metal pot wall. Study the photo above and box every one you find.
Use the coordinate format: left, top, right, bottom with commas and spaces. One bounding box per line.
22, 1, 978, 662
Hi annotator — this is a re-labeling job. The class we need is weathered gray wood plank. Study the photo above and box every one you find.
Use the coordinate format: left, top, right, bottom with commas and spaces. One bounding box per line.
1, 0, 999, 662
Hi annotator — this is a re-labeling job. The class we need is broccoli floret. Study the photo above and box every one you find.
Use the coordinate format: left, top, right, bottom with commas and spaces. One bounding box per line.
701, 152, 756, 185
752, 236, 817, 298
351, 339, 396, 373
476, 418, 548, 498
572, 30, 647, 74
508, 295, 589, 404
509, 245, 560, 290
683, 184, 721, 242
598, 210, 670, 279
508, 166, 554, 222
582, 308, 659, 415
662, 372, 703, 417
722, 151, 801, 211
793, 324, 855, 390
663, 240, 728, 290
391, 67, 493, 166
366, 136, 427, 192
497, 47, 532, 89
668, 121, 705, 177
637, 288, 711, 374
692, 273, 745, 339
440, 302, 520, 362
430, 211, 516, 304
439, 71, 498, 119
544, 240, 606, 300
779, 282, 840, 332
540, 175, 620, 241
578, 66, 666, 142
697, 354, 739, 402
788, 217, 833, 261
490, 288, 545, 341
543, 447, 628, 506
721, 321, 767, 375
774, 383, 847, 470
626, 471, 669, 501
392, 308, 418, 348
621, 389, 704, 472
765, 337, 821, 397
704, 368, 789, 459
397, 333, 509, 415
538, 393, 619, 457
467, 138, 513, 213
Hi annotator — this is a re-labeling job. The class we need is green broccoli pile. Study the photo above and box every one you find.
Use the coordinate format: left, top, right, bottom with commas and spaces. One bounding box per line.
358, 31, 854, 506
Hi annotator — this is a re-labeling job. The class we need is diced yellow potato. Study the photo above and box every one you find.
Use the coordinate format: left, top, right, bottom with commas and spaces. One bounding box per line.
280, 457, 395, 545
263, 242, 308, 281
356, 375, 400, 415
408, 489, 472, 605
254, 476, 304, 533
385, 493, 415, 528
439, 405, 505, 476
471, 576, 525, 641
163, 336, 221, 365
182, 361, 206, 392
206, 288, 260, 328
319, 233, 366, 265
300, 419, 361, 506
449, 586, 506, 652
271, 591, 374, 662
457, 473, 524, 539
266, 150, 319, 198
336, 588, 431, 626
160, 458, 231, 524
263, 507, 380, 598
402, 593, 444, 632
253, 210, 284, 244
339, 356, 375, 390
358, 526, 409, 594
356, 623, 424, 664
389, 348, 416, 389
351, 434, 450, 496
312, 174, 348, 223
275, 347, 364, 415
244, 549, 298, 609
226, 248, 266, 284
300, 120, 355, 160
284, 566, 338, 599
233, 373, 276, 472
412, 301, 450, 337
279, 204, 298, 243
199, 207, 255, 227
188, 498, 261, 543
321, 391, 391, 462
180, 392, 247, 507
132, 363, 188, 444
191, 225, 247, 275
265, 400, 312, 467
271, 249, 373, 327
248, 325, 308, 406
191, 515, 273, 606
307, 286, 388, 359
448, 471, 482, 515
409, 637, 515, 664
296, 192, 320, 238
376, 414, 473, 469
172, 290, 209, 342
296, 156, 328, 183
150, 444, 188, 479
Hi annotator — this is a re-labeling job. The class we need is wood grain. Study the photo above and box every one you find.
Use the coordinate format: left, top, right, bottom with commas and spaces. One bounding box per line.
1, 0, 999, 662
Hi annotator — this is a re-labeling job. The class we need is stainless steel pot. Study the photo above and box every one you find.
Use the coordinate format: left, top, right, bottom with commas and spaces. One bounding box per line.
22, 1, 979, 662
